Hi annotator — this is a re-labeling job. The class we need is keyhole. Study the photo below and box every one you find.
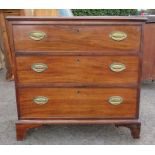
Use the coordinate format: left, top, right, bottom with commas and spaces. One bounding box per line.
77, 90, 80, 94
76, 59, 80, 63
72, 28, 80, 33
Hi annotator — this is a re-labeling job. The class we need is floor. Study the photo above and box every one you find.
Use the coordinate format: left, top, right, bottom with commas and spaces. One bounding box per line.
0, 69, 155, 145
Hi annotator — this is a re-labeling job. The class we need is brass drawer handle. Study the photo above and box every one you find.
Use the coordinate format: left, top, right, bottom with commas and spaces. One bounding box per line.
109, 31, 127, 41
29, 31, 46, 41
33, 96, 49, 105
108, 96, 123, 105
31, 63, 48, 73
109, 63, 126, 72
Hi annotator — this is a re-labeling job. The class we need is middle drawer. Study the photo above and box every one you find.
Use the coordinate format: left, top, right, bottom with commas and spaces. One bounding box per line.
16, 55, 139, 85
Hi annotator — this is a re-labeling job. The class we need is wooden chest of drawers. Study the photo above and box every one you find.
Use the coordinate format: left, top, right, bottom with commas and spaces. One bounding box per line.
7, 16, 146, 140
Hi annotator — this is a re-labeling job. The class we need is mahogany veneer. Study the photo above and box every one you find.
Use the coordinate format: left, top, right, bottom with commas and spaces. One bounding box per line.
7, 16, 146, 140
18, 87, 138, 119
16, 56, 139, 84
13, 25, 141, 52
142, 16, 155, 80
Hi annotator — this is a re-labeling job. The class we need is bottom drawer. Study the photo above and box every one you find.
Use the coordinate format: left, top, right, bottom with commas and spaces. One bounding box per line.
18, 88, 138, 119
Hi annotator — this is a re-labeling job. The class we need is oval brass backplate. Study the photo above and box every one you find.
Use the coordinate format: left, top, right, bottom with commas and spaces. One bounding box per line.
109, 63, 126, 72
33, 96, 49, 105
108, 96, 123, 105
31, 63, 48, 73
109, 31, 127, 41
29, 31, 46, 41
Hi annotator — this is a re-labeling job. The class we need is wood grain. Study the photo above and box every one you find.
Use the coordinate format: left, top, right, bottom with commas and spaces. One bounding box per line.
16, 55, 139, 84
18, 87, 137, 119
142, 23, 155, 80
16, 123, 42, 141
13, 25, 141, 53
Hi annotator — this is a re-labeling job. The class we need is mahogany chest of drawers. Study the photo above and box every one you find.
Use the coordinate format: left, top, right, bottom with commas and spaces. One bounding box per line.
7, 16, 146, 140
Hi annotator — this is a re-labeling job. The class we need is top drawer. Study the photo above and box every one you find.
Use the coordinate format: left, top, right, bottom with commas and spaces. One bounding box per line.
13, 25, 141, 53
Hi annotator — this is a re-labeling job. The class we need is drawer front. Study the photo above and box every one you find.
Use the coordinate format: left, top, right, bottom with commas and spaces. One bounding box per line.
18, 88, 138, 119
16, 56, 139, 85
13, 25, 141, 53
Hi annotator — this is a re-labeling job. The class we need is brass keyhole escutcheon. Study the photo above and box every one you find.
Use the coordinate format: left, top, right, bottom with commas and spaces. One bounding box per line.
77, 90, 80, 94
72, 27, 80, 33
76, 29, 80, 32
76, 58, 80, 64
